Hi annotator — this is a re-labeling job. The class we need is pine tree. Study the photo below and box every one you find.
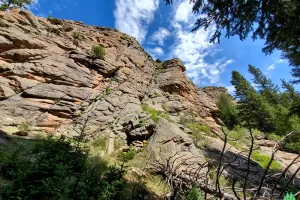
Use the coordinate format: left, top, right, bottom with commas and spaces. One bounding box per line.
248, 65, 279, 104
0, 0, 33, 11
281, 79, 299, 102
217, 93, 239, 130
231, 71, 274, 132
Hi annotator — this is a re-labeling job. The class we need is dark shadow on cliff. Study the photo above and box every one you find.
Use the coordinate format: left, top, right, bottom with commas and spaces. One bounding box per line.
203, 147, 300, 192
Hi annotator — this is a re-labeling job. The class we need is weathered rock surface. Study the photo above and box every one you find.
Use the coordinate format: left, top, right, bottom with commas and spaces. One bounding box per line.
1, 9, 299, 194
0, 8, 223, 137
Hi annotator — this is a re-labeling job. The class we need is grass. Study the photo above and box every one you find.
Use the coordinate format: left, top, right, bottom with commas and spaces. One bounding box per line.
186, 122, 210, 135
145, 174, 170, 196
17, 121, 32, 132
95, 87, 112, 101
91, 136, 107, 151
137, 120, 146, 128
92, 45, 105, 60
252, 151, 282, 172
142, 103, 170, 122
227, 128, 247, 140
226, 126, 263, 150
178, 114, 210, 135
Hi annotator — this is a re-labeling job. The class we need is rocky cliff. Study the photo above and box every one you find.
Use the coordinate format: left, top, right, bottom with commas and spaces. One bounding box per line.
0, 9, 225, 138
0, 9, 299, 197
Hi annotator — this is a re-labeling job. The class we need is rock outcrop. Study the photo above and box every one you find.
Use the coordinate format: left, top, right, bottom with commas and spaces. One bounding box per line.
1, 9, 299, 195
0, 8, 223, 138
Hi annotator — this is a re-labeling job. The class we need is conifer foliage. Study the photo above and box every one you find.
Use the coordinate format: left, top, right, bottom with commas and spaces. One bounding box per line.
164, 0, 300, 82
218, 65, 300, 152
0, 0, 33, 11
0, 136, 127, 200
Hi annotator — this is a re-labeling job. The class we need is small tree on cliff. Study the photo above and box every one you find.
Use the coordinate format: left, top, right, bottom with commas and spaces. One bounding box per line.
0, 0, 33, 11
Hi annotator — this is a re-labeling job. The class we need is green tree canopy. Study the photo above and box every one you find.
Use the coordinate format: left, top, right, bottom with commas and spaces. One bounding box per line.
217, 93, 239, 130
248, 65, 279, 105
164, 0, 300, 82
0, 0, 33, 11
231, 70, 275, 132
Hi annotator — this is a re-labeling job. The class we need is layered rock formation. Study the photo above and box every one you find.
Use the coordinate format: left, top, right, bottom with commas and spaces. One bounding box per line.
0, 9, 299, 195
0, 9, 224, 137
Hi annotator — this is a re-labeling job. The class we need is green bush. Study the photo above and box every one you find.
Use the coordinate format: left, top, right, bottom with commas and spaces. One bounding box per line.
118, 146, 137, 162
0, 137, 127, 200
217, 93, 239, 130
92, 45, 105, 60
72, 31, 81, 40
266, 133, 281, 141
142, 103, 170, 122
0, 20, 7, 27
252, 151, 282, 172
185, 186, 204, 200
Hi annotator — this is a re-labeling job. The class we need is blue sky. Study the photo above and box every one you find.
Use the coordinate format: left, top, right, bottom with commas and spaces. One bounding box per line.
29, 0, 296, 93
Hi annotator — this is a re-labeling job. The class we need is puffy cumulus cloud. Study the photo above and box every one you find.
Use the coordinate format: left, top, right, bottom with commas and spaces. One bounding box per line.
170, 0, 233, 85
150, 27, 171, 45
174, 0, 193, 22
147, 47, 164, 59
114, 0, 159, 43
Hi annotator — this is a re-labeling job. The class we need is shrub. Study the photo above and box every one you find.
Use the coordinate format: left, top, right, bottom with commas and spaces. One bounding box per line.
72, 31, 81, 40
185, 186, 204, 200
118, 146, 137, 162
266, 133, 281, 141
0, 20, 7, 27
227, 126, 248, 140
92, 45, 105, 60
217, 93, 239, 130
0, 137, 128, 199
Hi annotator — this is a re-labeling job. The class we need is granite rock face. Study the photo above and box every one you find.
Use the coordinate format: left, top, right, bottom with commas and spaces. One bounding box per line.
2, 9, 298, 191
0, 9, 224, 136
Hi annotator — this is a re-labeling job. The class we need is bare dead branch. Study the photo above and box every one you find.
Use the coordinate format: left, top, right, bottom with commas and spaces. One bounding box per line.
216, 127, 228, 196
279, 166, 300, 198
243, 124, 254, 200
271, 154, 300, 196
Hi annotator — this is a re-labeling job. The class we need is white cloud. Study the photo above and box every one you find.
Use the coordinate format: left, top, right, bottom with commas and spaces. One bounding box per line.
276, 58, 285, 63
169, 1, 233, 85
150, 27, 171, 45
147, 47, 164, 59
27, 0, 39, 10
114, 0, 159, 43
267, 64, 275, 71
174, 0, 193, 22
226, 85, 235, 95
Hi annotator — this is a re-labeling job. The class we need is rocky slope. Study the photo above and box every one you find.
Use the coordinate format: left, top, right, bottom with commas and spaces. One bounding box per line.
0, 9, 225, 141
0, 9, 299, 197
